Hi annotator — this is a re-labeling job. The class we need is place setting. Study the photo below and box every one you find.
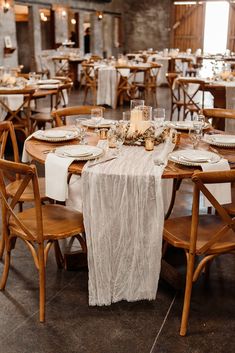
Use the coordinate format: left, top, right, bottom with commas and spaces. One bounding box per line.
78, 107, 116, 129
32, 129, 79, 142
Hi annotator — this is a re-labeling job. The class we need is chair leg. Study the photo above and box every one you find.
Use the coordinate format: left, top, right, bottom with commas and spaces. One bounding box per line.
83, 86, 89, 104
38, 246, 46, 322
0, 249, 11, 290
180, 253, 195, 336
0, 235, 5, 260
54, 240, 64, 269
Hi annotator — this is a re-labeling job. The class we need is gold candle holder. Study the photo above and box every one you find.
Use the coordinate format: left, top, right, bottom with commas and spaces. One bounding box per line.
145, 137, 154, 151
100, 128, 108, 140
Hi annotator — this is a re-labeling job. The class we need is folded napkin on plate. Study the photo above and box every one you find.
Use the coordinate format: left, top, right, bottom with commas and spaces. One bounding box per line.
45, 153, 75, 201
153, 137, 175, 166
201, 159, 231, 208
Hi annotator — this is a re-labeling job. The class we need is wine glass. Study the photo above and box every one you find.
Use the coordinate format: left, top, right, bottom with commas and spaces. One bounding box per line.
76, 118, 88, 144
189, 127, 200, 149
115, 127, 125, 153
130, 99, 145, 110
153, 108, 165, 127
91, 108, 103, 132
193, 114, 205, 138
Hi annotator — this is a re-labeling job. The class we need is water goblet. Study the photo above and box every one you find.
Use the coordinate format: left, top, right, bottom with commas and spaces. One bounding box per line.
130, 99, 145, 110
153, 108, 165, 128
91, 108, 103, 132
76, 118, 88, 144
193, 114, 205, 138
189, 127, 200, 149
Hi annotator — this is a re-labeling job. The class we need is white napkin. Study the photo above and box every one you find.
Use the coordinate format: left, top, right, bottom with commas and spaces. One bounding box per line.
21, 131, 42, 163
153, 137, 175, 166
201, 159, 231, 207
45, 153, 75, 201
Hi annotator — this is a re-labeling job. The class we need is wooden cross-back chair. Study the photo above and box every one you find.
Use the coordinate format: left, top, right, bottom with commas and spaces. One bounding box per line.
166, 72, 184, 121
52, 56, 69, 76
82, 63, 98, 105
0, 88, 35, 138
116, 67, 138, 106
144, 63, 162, 106
0, 159, 85, 322
51, 105, 105, 127
0, 121, 47, 259
203, 108, 235, 131
177, 78, 205, 120
30, 82, 73, 132
163, 170, 235, 336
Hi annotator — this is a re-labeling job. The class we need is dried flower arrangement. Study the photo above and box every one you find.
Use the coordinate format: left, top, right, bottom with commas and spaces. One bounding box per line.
117, 122, 172, 146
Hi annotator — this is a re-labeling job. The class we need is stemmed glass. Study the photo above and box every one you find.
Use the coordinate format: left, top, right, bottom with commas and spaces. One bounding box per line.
193, 114, 205, 132
76, 118, 88, 144
91, 108, 103, 132
115, 125, 125, 153
153, 108, 165, 128
188, 127, 201, 149
130, 99, 145, 110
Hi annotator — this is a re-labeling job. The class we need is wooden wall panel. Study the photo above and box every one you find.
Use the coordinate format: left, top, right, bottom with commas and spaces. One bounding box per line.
227, 4, 235, 52
171, 3, 205, 52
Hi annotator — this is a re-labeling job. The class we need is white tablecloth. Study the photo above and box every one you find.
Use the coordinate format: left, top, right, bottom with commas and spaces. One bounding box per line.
97, 67, 117, 109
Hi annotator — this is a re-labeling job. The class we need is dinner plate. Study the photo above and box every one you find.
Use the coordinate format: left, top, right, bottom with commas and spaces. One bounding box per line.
55, 145, 104, 160
203, 134, 235, 147
82, 119, 115, 128
167, 121, 210, 130
38, 79, 61, 85
169, 149, 220, 166
33, 129, 78, 142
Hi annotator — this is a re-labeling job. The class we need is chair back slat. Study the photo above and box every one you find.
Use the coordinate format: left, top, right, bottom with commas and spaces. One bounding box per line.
0, 159, 44, 243
0, 89, 35, 137
191, 170, 235, 254
51, 105, 105, 126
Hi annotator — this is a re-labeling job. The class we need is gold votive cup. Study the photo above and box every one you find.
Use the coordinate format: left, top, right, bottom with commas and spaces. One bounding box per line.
145, 137, 154, 151
172, 131, 181, 146
100, 128, 108, 140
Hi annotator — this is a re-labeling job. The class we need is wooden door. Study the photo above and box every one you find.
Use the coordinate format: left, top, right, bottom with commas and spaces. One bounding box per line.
227, 3, 235, 52
171, 3, 206, 52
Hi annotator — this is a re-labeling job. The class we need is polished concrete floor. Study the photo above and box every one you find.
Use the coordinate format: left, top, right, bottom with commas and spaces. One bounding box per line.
0, 87, 235, 353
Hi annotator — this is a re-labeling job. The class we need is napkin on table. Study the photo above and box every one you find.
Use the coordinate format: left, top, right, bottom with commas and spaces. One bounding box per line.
45, 153, 75, 202
200, 159, 231, 207
21, 131, 42, 163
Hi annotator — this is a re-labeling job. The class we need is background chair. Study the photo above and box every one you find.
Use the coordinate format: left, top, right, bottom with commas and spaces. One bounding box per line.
0, 87, 35, 138
51, 105, 105, 127
82, 63, 98, 105
163, 170, 235, 336
166, 72, 184, 120
177, 78, 205, 120
0, 121, 47, 259
30, 81, 73, 132
0, 159, 85, 322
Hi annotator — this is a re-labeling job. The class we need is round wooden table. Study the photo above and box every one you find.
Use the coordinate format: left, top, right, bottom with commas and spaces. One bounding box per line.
25, 128, 235, 179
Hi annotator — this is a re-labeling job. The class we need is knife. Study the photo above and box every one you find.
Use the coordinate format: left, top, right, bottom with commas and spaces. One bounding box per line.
87, 155, 118, 168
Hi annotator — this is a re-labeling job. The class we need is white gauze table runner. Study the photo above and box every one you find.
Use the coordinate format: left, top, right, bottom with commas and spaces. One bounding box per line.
82, 142, 173, 306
